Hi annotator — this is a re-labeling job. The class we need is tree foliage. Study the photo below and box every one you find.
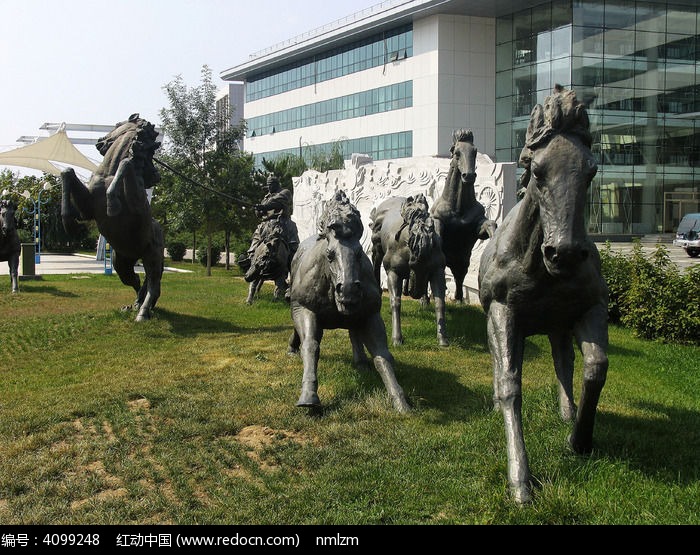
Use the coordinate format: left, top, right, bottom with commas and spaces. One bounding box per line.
155, 65, 258, 274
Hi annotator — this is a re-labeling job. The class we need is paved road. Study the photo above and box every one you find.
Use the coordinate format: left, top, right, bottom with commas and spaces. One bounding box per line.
594, 241, 699, 272
1, 243, 696, 277
0, 253, 191, 276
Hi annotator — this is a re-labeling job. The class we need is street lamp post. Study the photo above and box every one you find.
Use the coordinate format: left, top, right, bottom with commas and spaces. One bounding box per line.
21, 183, 52, 264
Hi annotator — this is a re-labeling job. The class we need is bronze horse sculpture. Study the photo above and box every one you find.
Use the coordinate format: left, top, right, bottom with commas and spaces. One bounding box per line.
478, 88, 609, 504
61, 114, 164, 321
0, 200, 20, 294
370, 194, 448, 346
287, 190, 410, 413
430, 129, 497, 302
239, 219, 291, 305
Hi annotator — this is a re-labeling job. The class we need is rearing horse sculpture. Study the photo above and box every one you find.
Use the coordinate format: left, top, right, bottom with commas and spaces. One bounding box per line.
61, 114, 164, 321
478, 88, 609, 504
430, 129, 497, 302
0, 200, 20, 294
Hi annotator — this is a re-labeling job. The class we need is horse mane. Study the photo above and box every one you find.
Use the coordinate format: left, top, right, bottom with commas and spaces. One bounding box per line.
522, 87, 591, 154
518, 87, 592, 188
450, 128, 474, 154
318, 190, 363, 240
96, 113, 161, 161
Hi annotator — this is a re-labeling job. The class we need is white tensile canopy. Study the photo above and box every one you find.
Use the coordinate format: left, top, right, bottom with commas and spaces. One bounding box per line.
0, 129, 98, 175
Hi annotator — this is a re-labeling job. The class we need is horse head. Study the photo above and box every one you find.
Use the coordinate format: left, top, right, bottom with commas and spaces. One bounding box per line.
319, 190, 367, 315
400, 194, 439, 298
96, 113, 161, 189
450, 128, 478, 188
0, 200, 17, 236
520, 88, 597, 277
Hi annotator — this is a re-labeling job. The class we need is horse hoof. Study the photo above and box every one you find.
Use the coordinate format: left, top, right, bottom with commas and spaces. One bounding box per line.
568, 433, 592, 455
296, 391, 321, 407
392, 338, 404, 347
438, 336, 449, 347
510, 482, 533, 505
391, 395, 411, 413
135, 313, 151, 322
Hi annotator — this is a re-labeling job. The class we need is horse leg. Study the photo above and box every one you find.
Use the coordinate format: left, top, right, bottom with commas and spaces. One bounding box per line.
61, 168, 93, 235
287, 328, 300, 355
106, 158, 146, 217
549, 331, 576, 421
273, 276, 288, 301
135, 250, 163, 322
246, 280, 258, 305
386, 271, 403, 346
430, 270, 448, 347
452, 266, 467, 303
294, 308, 323, 408
112, 251, 141, 312
570, 304, 609, 454
487, 301, 530, 504
357, 314, 410, 413
348, 328, 370, 369
9, 253, 19, 293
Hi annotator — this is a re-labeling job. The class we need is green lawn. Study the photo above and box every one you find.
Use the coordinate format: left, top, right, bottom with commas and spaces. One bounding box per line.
0, 264, 698, 524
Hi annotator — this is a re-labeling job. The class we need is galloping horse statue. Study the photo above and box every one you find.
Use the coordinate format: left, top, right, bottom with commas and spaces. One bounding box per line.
430, 129, 497, 302
288, 189, 410, 413
61, 114, 164, 321
0, 200, 20, 293
478, 87, 609, 504
370, 194, 448, 346
239, 219, 291, 305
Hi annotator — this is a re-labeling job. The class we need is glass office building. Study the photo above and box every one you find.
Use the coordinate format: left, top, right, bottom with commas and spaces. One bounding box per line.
495, 0, 700, 234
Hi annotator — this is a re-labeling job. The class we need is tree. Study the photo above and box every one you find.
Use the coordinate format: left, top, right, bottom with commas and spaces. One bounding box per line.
157, 65, 255, 275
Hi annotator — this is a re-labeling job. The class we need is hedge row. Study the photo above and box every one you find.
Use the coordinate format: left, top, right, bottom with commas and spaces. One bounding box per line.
599, 241, 700, 345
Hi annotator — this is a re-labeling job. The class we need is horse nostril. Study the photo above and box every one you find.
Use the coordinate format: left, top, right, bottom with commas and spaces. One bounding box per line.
335, 283, 343, 294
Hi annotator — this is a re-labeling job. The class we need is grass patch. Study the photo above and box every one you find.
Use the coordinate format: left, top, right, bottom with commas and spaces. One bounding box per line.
0, 267, 698, 524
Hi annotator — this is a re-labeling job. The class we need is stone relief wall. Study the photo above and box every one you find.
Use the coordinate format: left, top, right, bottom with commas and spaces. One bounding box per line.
292, 154, 516, 303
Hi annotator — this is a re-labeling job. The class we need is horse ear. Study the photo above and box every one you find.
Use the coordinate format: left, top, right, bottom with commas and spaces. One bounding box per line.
128, 113, 140, 122
525, 104, 545, 147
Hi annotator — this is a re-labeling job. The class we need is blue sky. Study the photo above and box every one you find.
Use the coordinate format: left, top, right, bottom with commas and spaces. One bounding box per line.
0, 0, 379, 174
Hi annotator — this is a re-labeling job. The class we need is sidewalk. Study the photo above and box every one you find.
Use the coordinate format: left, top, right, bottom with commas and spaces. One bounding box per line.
0, 253, 192, 276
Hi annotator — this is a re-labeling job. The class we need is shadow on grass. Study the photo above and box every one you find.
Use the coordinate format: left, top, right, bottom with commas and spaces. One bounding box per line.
155, 307, 291, 337
594, 401, 700, 485
17, 285, 79, 298
155, 307, 242, 336
307, 353, 492, 423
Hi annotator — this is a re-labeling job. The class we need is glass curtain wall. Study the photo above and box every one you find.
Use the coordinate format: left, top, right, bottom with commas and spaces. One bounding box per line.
496, 0, 699, 235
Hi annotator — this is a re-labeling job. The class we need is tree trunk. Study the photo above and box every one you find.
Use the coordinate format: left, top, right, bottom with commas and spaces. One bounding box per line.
225, 229, 231, 270
192, 230, 196, 264
206, 233, 212, 277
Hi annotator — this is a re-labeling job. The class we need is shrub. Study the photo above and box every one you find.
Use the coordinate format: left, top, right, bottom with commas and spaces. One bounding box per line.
166, 241, 187, 262
600, 241, 700, 345
599, 242, 631, 323
197, 243, 223, 267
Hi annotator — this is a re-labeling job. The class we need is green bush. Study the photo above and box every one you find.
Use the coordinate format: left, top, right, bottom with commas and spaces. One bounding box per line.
166, 241, 187, 262
600, 241, 700, 345
197, 243, 224, 267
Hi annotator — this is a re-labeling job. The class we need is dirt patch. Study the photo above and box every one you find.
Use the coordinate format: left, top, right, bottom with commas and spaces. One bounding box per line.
128, 398, 151, 411
102, 421, 117, 442
71, 488, 128, 510
234, 425, 313, 472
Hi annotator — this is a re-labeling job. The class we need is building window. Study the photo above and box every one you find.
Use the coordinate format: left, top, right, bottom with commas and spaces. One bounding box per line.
246, 24, 413, 102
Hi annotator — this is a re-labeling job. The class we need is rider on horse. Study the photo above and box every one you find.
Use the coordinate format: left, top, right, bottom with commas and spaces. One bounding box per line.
246, 173, 299, 265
